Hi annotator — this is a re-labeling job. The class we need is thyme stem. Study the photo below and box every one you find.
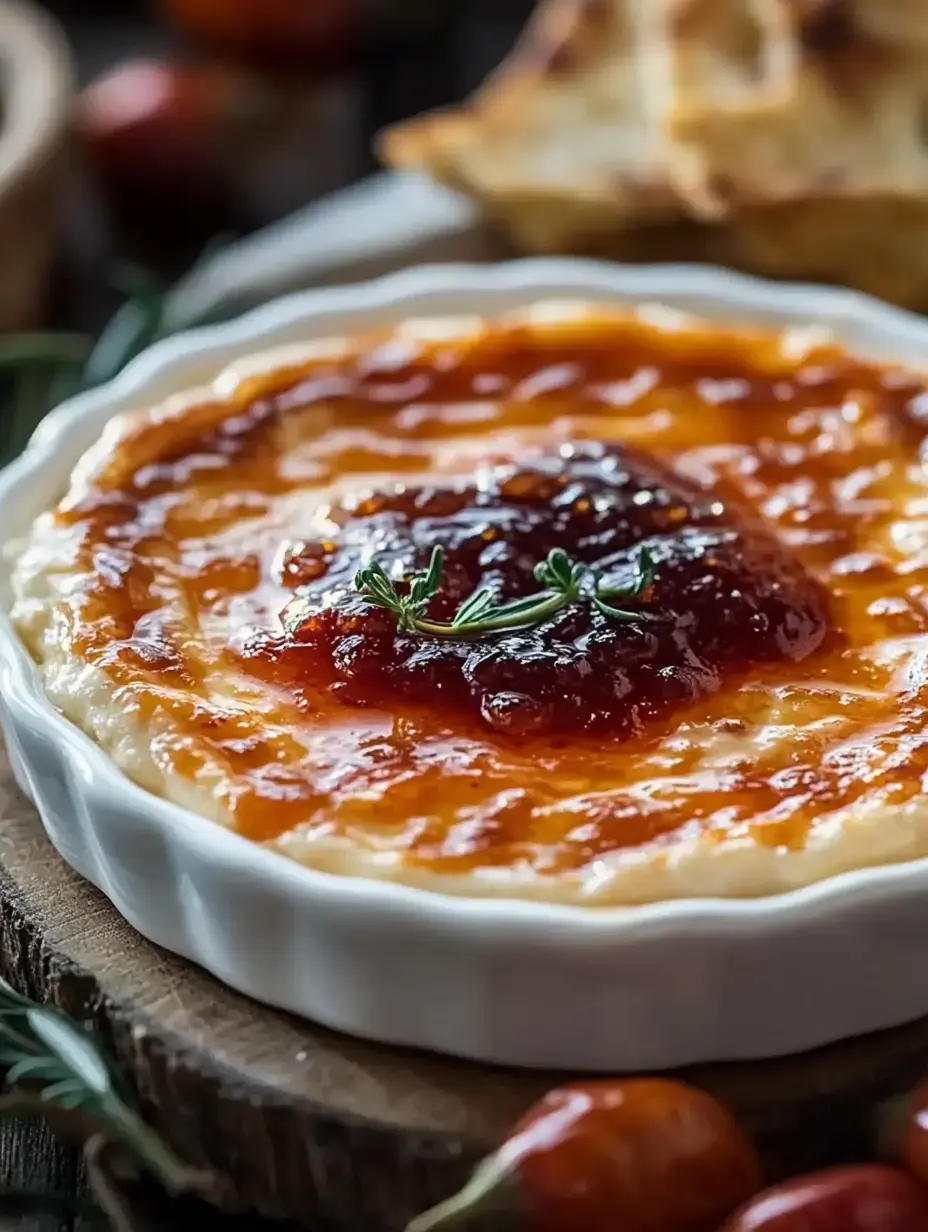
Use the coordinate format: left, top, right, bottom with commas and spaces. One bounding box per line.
415, 590, 570, 637
355, 545, 657, 638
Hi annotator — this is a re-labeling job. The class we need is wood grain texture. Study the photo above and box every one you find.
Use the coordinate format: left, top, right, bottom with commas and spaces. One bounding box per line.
0, 1119, 78, 1232
1, 743, 928, 1230
0, 1118, 325, 1232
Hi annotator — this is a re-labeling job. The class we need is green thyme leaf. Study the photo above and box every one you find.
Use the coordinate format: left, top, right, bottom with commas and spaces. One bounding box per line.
355, 545, 659, 639
451, 587, 496, 627
355, 561, 403, 612
634, 544, 657, 592
409, 546, 445, 606
594, 544, 658, 616
592, 595, 652, 622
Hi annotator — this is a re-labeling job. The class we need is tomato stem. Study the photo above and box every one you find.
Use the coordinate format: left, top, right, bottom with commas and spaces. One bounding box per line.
405, 1152, 518, 1232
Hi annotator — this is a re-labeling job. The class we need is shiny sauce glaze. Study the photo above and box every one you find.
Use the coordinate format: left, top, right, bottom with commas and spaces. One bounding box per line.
46, 311, 928, 883
270, 441, 831, 737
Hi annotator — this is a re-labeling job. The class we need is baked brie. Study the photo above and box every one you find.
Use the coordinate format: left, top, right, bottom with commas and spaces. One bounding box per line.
12, 303, 928, 904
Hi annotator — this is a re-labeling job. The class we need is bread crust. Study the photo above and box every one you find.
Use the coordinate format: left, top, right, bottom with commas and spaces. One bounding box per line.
380, 0, 928, 307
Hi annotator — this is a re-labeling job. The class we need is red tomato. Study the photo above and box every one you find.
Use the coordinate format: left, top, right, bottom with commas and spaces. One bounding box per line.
408, 1078, 760, 1232
75, 59, 271, 207
720, 1164, 928, 1231
513, 1079, 760, 1232
159, 0, 358, 74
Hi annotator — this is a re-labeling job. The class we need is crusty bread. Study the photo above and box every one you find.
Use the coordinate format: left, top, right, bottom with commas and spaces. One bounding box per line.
380, 0, 691, 252
379, 0, 928, 307
721, 197, 928, 308
849, 0, 928, 48
668, 0, 928, 213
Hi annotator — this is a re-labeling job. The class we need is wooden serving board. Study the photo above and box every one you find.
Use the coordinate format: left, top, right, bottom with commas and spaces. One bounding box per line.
1, 747, 927, 1232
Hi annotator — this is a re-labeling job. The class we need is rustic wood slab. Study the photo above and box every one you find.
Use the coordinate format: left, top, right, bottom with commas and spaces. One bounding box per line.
1, 746, 928, 1232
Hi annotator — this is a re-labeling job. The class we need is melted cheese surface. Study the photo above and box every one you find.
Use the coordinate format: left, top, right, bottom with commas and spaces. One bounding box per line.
13, 303, 928, 904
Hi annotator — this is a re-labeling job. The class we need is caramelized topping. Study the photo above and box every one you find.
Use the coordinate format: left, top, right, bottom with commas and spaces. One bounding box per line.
34, 310, 928, 879
264, 441, 831, 736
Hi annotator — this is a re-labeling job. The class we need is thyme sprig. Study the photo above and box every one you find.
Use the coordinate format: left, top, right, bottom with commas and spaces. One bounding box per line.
355, 545, 657, 638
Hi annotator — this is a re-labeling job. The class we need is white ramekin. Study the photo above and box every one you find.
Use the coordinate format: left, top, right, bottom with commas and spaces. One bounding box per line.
5, 258, 928, 1072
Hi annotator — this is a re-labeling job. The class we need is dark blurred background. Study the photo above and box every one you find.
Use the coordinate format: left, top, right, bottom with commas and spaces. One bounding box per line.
42, 0, 534, 331
0, 0, 536, 462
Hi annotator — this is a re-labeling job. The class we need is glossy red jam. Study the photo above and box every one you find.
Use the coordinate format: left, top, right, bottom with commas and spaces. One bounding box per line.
261, 439, 832, 737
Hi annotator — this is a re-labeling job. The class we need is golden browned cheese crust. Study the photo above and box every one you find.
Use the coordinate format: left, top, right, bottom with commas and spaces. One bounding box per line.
13, 303, 928, 904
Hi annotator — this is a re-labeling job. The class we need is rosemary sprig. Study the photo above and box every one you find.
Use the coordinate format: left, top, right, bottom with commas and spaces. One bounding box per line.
0, 978, 206, 1198
355, 545, 657, 638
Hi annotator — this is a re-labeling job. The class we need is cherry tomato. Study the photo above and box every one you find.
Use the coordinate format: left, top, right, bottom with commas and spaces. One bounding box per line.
720, 1164, 928, 1231
159, 0, 359, 74
75, 58, 272, 210
407, 1078, 761, 1232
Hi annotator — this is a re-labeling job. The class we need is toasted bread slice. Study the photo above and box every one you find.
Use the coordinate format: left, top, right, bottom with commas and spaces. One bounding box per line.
667, 0, 928, 213
379, 0, 691, 252
721, 196, 928, 307
850, 0, 928, 48
378, 0, 928, 307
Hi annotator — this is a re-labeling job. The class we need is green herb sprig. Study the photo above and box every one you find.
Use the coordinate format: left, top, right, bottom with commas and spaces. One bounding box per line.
355, 544, 657, 638
0, 237, 233, 467
0, 244, 236, 1218
0, 979, 209, 1203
